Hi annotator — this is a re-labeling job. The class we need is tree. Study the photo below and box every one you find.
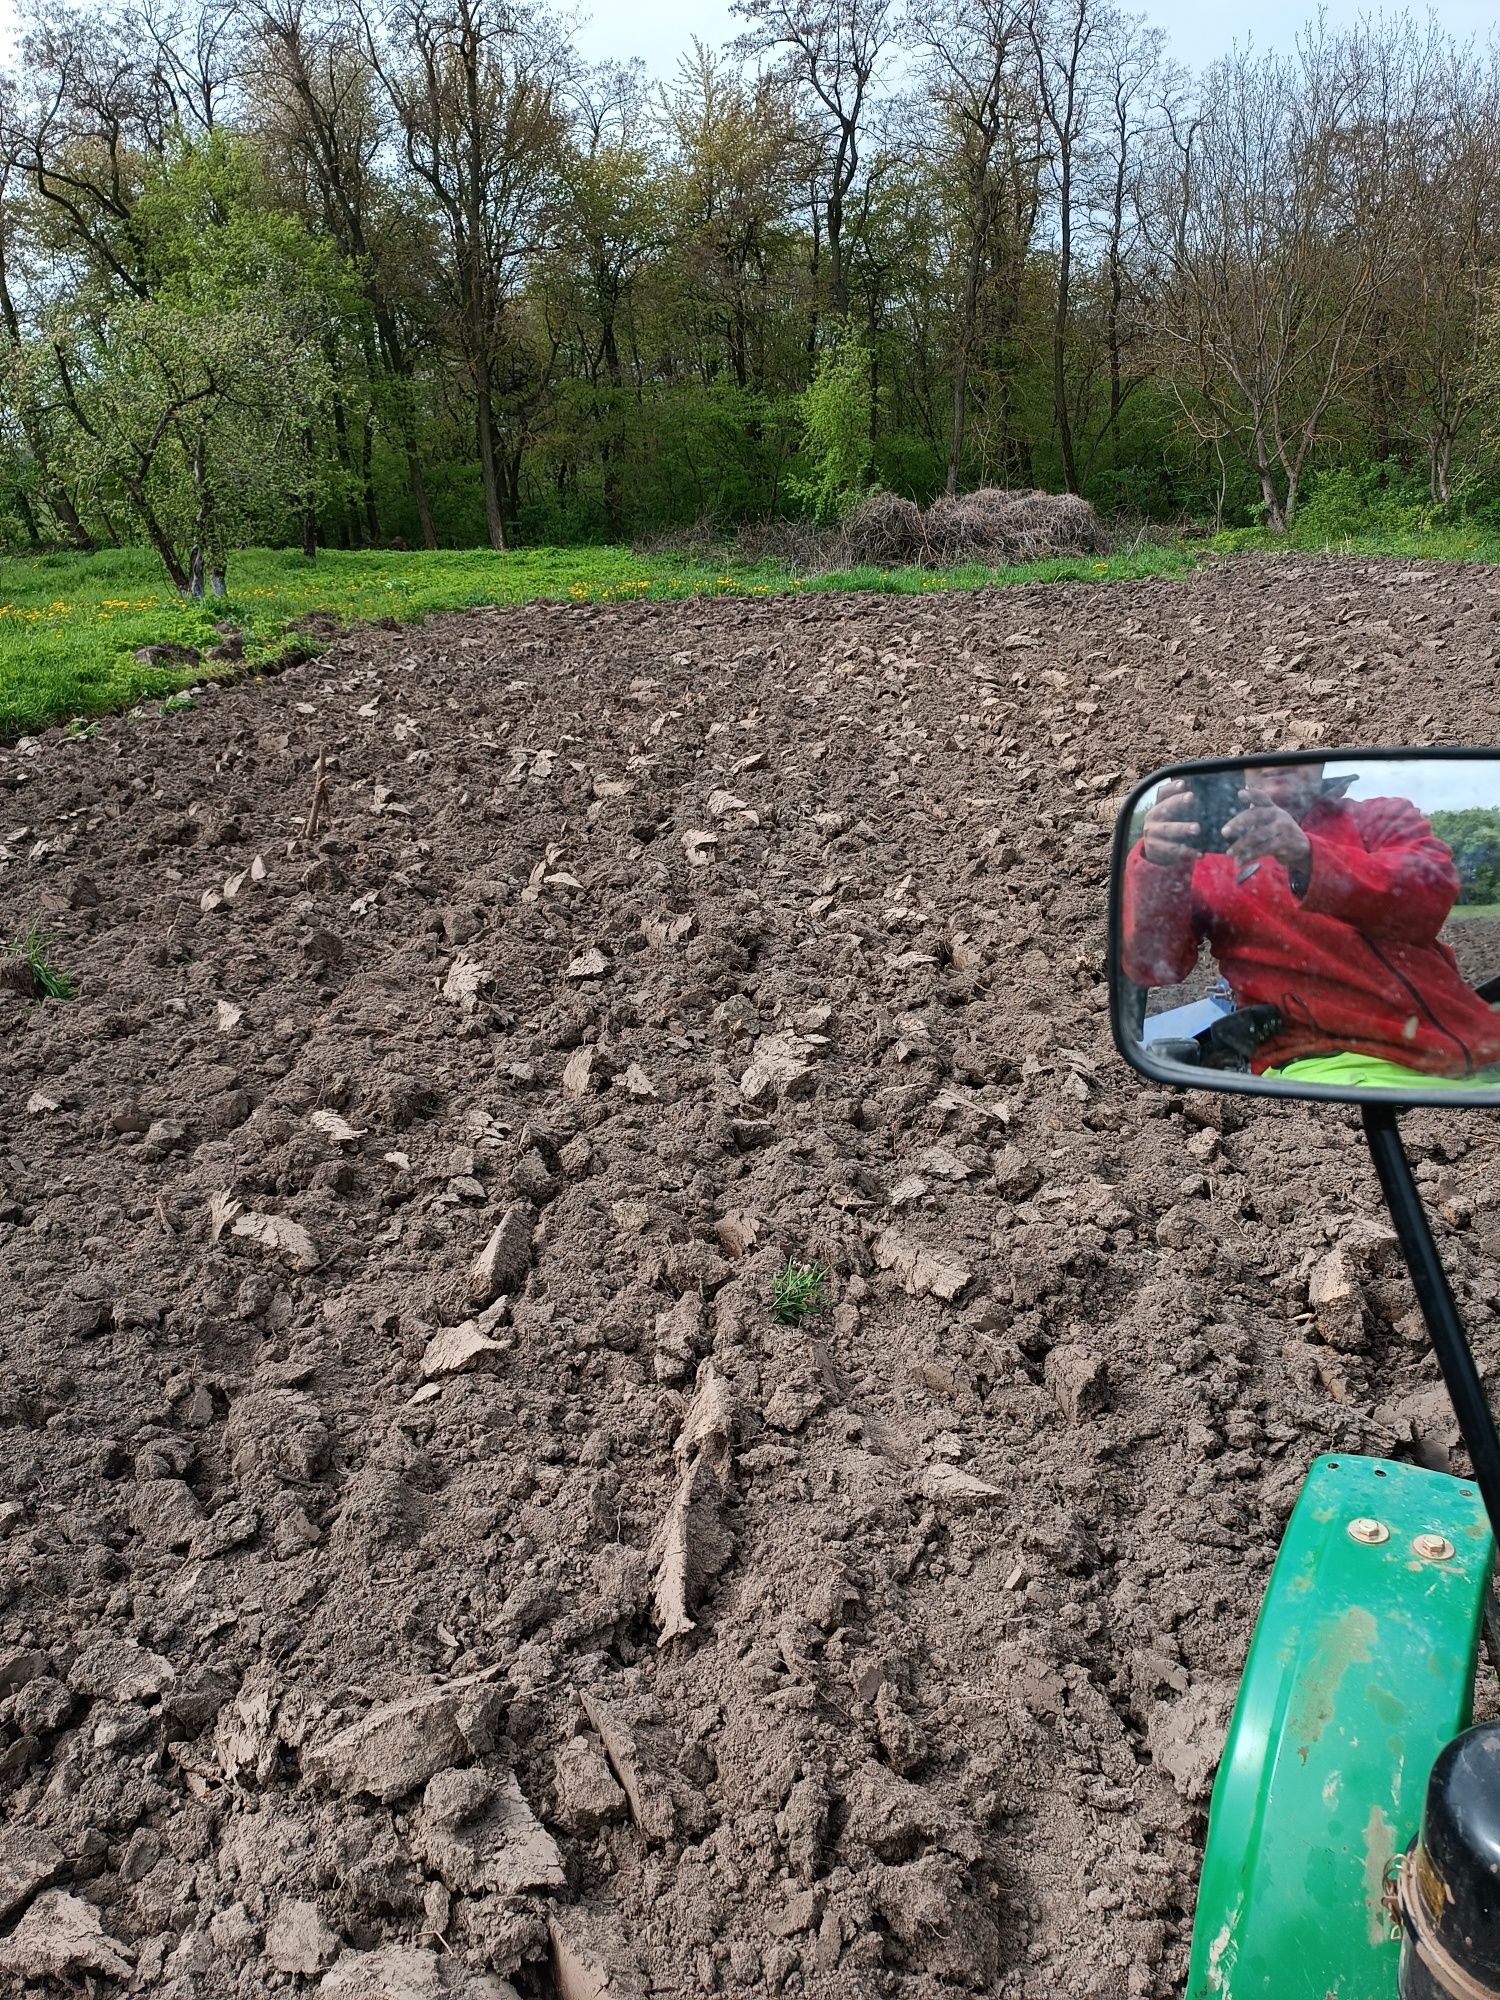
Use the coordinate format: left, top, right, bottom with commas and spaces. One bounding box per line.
1379, 36, 1500, 506
906, 0, 1039, 494
545, 64, 667, 533
44, 133, 343, 591
660, 41, 805, 395
1078, 10, 1169, 473
367, 0, 567, 551
5, 0, 1500, 554
0, 90, 96, 547
792, 320, 873, 517
247, 0, 444, 546
1028, 0, 1102, 495
1150, 29, 1394, 532
732, 0, 897, 327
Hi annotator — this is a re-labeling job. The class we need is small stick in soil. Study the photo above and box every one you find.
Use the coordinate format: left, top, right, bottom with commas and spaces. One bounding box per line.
301, 748, 329, 842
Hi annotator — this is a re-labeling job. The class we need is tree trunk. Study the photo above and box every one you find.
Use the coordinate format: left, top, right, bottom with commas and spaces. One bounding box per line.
1041, 11, 1084, 498
186, 430, 211, 597
600, 308, 624, 537
806, 191, 822, 368
946, 339, 970, 502
504, 445, 524, 541
947, 233, 986, 499
45, 485, 95, 552
300, 425, 319, 561
121, 474, 189, 590
376, 317, 439, 551
361, 414, 379, 544
1430, 431, 1454, 509
14, 486, 40, 547
330, 391, 359, 546
1053, 193, 1079, 493
408, 446, 438, 549
476, 367, 507, 551
1255, 433, 1286, 534
828, 191, 846, 319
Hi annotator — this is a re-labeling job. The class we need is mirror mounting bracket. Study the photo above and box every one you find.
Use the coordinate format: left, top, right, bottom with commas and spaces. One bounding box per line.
1363, 1103, 1500, 1548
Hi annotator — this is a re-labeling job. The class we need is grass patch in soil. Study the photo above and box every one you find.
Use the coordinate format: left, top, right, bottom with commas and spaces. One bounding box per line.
771, 1260, 831, 1328
10, 921, 77, 999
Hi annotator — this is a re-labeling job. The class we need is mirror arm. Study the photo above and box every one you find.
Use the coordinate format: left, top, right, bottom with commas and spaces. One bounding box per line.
1362, 1103, 1500, 1548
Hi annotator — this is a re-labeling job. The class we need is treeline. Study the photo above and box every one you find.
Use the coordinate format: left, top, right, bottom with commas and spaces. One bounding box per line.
1431, 810, 1500, 906
1, 0, 1499, 588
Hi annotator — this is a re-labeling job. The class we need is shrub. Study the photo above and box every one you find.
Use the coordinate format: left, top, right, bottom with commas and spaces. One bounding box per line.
791, 328, 875, 524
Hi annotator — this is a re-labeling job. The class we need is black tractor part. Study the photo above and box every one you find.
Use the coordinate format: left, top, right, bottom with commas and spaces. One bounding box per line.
1399, 1723, 1500, 1998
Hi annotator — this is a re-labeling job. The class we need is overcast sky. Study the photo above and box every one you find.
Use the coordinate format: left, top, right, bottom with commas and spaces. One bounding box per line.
0, 0, 1493, 80
575, 0, 1493, 78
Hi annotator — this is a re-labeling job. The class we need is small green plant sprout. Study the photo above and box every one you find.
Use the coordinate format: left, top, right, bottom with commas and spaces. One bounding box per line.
63, 716, 98, 740
771, 1259, 831, 1327
12, 922, 78, 999
161, 691, 195, 714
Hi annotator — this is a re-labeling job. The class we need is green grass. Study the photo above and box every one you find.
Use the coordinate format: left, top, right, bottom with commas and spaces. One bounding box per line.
1446, 901, 1500, 922
1212, 522, 1500, 564
771, 1259, 831, 1328
0, 539, 1197, 736
11, 921, 78, 999
2, 521, 1497, 737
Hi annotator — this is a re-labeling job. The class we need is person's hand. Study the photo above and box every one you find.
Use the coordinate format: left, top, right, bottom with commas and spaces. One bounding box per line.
1140, 779, 1203, 867
1223, 797, 1311, 881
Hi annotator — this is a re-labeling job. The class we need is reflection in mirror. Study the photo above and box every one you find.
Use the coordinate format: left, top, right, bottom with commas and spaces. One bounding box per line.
1117, 756, 1500, 1096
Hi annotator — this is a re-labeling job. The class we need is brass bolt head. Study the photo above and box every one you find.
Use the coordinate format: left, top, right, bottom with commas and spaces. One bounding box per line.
1348, 1517, 1390, 1545
1413, 1534, 1455, 1563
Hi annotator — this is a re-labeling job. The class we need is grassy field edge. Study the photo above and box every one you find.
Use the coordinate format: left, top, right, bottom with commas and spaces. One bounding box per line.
2, 527, 1497, 738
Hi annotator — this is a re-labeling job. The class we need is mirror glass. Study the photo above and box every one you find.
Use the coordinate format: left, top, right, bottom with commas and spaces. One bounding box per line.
1112, 753, 1500, 1101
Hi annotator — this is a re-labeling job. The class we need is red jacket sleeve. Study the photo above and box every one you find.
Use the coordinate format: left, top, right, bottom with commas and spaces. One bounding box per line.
1121, 840, 1201, 986
1299, 798, 1459, 944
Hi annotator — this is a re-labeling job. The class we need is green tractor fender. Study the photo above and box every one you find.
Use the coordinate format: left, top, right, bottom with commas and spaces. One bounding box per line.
1187, 1453, 1494, 1998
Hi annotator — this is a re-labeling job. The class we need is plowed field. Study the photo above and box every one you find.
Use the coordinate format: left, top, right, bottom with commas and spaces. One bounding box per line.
3, 553, 1499, 1998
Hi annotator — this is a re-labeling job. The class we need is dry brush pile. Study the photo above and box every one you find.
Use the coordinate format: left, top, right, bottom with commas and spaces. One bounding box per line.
838, 489, 1109, 569
1, 554, 1499, 1999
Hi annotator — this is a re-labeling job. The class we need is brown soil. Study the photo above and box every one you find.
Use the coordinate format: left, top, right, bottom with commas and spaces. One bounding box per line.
1443, 914, 1500, 992
3, 553, 1500, 2000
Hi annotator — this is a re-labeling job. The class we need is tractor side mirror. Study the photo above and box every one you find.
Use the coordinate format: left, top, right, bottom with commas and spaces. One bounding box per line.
1109, 749, 1500, 1105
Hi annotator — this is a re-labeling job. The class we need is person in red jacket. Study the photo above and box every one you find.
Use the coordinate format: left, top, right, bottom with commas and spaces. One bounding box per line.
1123, 762, 1500, 1080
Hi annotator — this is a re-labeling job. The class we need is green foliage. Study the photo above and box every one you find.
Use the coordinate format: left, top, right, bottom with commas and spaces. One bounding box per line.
12, 922, 77, 999
771, 1260, 830, 1328
1429, 809, 1500, 906
35, 132, 351, 593
1290, 462, 1439, 544
1213, 517, 1500, 562
791, 330, 876, 523
9, 5, 1500, 559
